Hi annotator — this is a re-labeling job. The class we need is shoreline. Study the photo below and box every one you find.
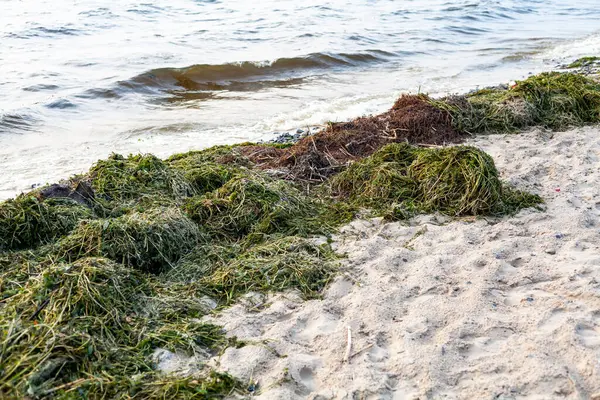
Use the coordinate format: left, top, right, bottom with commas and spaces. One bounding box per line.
2, 59, 597, 201
0, 59, 599, 398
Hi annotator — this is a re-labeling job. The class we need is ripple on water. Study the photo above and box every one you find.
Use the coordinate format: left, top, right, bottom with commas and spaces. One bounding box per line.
0, 112, 38, 134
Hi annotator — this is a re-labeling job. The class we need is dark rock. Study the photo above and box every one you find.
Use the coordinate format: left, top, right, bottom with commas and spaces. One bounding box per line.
40, 184, 72, 199
70, 181, 95, 205
39, 181, 95, 206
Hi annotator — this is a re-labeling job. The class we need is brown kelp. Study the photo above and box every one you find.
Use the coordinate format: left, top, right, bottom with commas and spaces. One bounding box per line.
240, 94, 464, 182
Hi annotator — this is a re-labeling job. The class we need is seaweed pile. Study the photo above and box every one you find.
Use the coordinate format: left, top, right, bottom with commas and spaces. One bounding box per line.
239, 71, 600, 183
566, 56, 600, 70
0, 154, 337, 398
330, 143, 541, 220
433, 71, 600, 134
2, 68, 598, 398
240, 94, 464, 182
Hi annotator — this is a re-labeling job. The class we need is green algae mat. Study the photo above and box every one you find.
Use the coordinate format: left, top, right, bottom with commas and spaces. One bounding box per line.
2, 68, 599, 398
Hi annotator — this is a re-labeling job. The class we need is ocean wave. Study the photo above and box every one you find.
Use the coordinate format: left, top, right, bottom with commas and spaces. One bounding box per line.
6, 26, 85, 39
116, 51, 394, 93
45, 99, 77, 110
0, 112, 37, 134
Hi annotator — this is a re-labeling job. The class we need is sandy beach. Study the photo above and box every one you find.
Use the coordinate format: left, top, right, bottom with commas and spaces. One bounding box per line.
3, 2, 600, 398
204, 126, 600, 399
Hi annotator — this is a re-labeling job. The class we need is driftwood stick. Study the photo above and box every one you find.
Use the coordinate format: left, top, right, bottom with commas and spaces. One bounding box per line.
343, 326, 352, 363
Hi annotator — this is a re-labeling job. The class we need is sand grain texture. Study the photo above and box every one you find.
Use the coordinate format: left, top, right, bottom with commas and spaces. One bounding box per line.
207, 127, 600, 399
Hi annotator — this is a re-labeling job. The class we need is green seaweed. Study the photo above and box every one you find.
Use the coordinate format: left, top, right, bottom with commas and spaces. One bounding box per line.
88, 153, 193, 211
432, 71, 600, 133
0, 196, 92, 251
184, 172, 328, 240
330, 143, 542, 219
59, 208, 204, 272
0, 257, 239, 398
567, 56, 600, 68
166, 144, 253, 167
0, 68, 569, 399
199, 236, 337, 304
512, 72, 600, 128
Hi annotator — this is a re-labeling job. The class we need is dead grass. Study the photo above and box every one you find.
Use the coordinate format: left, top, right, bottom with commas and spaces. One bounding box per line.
241, 95, 464, 182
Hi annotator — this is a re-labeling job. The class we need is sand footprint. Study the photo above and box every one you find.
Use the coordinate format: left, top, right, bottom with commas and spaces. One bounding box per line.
575, 322, 600, 348
503, 287, 553, 306
463, 337, 506, 360
298, 366, 315, 391
538, 310, 567, 333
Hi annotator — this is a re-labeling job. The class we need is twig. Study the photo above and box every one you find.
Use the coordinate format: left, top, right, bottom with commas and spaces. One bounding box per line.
343, 326, 352, 363
29, 298, 50, 321
43, 378, 91, 395
350, 343, 374, 360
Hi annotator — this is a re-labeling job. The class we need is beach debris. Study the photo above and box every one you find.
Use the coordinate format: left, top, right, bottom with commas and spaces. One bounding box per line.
241, 94, 463, 182
39, 183, 72, 199
197, 236, 337, 303
0, 194, 92, 251
58, 207, 203, 273
0, 257, 240, 397
248, 380, 259, 393
432, 71, 600, 134
3, 67, 593, 398
39, 181, 95, 206
329, 143, 542, 220
184, 171, 328, 240
344, 326, 353, 364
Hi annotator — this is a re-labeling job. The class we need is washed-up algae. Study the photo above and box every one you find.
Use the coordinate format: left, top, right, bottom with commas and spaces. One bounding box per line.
58, 207, 204, 273
196, 236, 336, 304
330, 143, 542, 220
0, 196, 91, 251
0, 257, 237, 399
184, 172, 327, 241
238, 71, 600, 183
0, 162, 338, 398
88, 154, 191, 206
1, 69, 588, 399
432, 71, 600, 134
239, 94, 463, 182
567, 56, 600, 69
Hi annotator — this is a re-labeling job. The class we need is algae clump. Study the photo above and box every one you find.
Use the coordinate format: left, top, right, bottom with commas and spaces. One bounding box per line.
0, 257, 238, 398
199, 236, 337, 304
433, 71, 600, 133
331, 143, 542, 219
88, 153, 193, 211
567, 56, 600, 69
0, 195, 92, 251
185, 172, 327, 240
59, 207, 203, 272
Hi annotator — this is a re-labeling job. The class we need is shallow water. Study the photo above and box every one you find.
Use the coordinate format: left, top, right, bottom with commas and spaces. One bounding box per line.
1, 0, 600, 198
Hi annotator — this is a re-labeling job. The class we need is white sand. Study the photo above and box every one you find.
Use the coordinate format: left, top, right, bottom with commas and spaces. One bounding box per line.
206, 127, 600, 399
